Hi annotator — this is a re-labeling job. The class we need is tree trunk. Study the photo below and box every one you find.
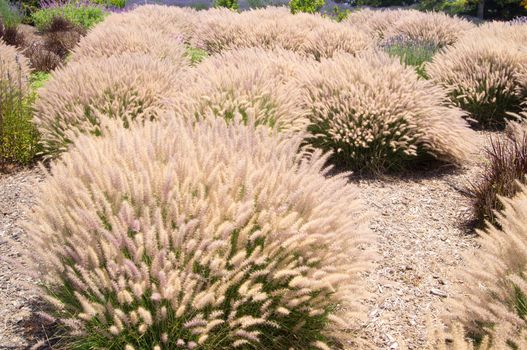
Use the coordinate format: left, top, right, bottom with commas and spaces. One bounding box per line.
477, 0, 485, 19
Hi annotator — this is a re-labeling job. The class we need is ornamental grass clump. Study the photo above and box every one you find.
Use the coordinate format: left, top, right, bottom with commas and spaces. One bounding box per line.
71, 23, 189, 64
100, 5, 198, 43
391, 10, 474, 48
450, 182, 527, 343
344, 8, 406, 41
34, 53, 187, 157
345, 8, 474, 47
170, 47, 312, 132
26, 116, 372, 349
192, 7, 371, 59
427, 23, 527, 129
298, 51, 476, 172
0, 41, 40, 166
470, 123, 527, 227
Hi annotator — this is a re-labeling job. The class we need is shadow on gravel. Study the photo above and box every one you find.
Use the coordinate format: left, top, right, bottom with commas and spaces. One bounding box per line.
18, 300, 61, 350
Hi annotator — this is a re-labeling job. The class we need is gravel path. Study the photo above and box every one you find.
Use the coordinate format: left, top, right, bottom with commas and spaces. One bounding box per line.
0, 137, 487, 349
352, 148, 486, 348
0, 168, 44, 350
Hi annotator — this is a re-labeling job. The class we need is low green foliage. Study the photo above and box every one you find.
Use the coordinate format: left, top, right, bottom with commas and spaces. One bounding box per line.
247, 0, 267, 8
0, 72, 43, 166
289, 0, 324, 14
354, 0, 414, 6
0, 0, 21, 26
31, 3, 106, 31
330, 5, 350, 21
385, 40, 438, 79
418, 0, 471, 14
91, 0, 126, 8
419, 0, 527, 19
186, 46, 208, 65
16, 0, 41, 24
30, 71, 51, 90
214, 0, 239, 10
189, 2, 210, 10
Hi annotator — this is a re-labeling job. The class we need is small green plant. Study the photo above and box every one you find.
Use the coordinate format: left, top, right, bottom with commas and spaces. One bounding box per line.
384, 37, 438, 79
331, 5, 350, 22
289, 0, 324, 14
92, 0, 126, 8
30, 71, 51, 90
0, 58, 41, 167
31, 3, 107, 31
0, 0, 21, 26
186, 46, 208, 65
214, 0, 239, 10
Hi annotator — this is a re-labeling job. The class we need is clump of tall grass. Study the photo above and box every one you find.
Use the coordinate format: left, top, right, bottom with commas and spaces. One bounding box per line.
100, 5, 198, 43
0, 41, 40, 168
450, 180, 527, 345
71, 23, 189, 64
297, 51, 476, 172
427, 22, 527, 129
192, 7, 371, 59
470, 122, 527, 227
26, 116, 372, 350
170, 47, 312, 132
345, 8, 474, 47
34, 53, 188, 157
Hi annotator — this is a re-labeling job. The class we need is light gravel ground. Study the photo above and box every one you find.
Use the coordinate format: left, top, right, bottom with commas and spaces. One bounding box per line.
353, 164, 483, 349
0, 168, 44, 350
0, 135, 488, 349
351, 133, 489, 349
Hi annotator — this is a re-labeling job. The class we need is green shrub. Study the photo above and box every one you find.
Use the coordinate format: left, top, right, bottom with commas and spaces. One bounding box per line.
27, 116, 371, 350
92, 0, 126, 8
16, 0, 41, 24
31, 3, 107, 31
0, 43, 40, 167
354, 0, 416, 6
289, 0, 324, 14
214, 0, 239, 10
0, 0, 21, 26
419, 0, 527, 19
330, 6, 350, 22
30, 71, 51, 90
